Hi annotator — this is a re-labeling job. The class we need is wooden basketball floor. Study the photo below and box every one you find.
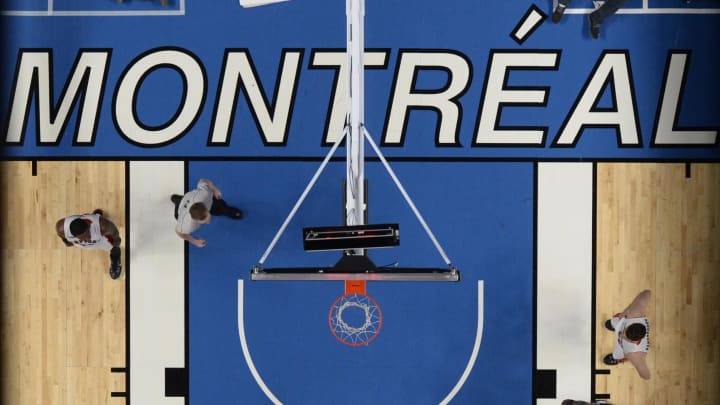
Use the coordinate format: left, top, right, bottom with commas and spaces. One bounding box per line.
1, 161, 718, 404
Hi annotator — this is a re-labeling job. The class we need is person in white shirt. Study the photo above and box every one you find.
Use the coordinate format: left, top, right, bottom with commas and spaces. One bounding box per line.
171, 178, 243, 248
55, 209, 122, 279
602, 289, 652, 380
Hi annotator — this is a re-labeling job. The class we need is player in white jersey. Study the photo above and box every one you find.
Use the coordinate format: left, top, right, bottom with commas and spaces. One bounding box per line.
55, 209, 123, 279
171, 178, 243, 248
602, 289, 652, 380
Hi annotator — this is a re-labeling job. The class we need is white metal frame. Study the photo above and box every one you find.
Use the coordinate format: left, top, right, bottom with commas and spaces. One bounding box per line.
253, 0, 456, 280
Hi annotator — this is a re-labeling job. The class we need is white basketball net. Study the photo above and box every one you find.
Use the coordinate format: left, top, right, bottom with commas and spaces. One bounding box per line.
329, 294, 382, 346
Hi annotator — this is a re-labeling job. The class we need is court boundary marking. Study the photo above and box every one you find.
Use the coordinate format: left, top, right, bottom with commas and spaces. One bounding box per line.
0, 0, 185, 17
5, 1, 720, 16
565, 7, 720, 14
564, 0, 720, 14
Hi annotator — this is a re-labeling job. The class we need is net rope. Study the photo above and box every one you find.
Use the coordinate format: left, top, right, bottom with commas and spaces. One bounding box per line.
329, 294, 382, 345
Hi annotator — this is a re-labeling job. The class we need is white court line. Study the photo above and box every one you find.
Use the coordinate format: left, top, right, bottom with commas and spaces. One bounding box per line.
566, 7, 720, 14
1, 10, 185, 17
129, 161, 186, 405
1, 0, 185, 16
240, 0, 290, 8
439, 280, 484, 405
536, 162, 593, 403
238, 280, 283, 405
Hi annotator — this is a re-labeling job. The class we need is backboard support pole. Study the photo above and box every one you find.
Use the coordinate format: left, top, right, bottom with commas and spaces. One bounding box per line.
251, 0, 459, 282
345, 0, 366, 256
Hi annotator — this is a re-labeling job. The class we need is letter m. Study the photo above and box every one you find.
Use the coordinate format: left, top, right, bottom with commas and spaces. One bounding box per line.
4, 49, 111, 145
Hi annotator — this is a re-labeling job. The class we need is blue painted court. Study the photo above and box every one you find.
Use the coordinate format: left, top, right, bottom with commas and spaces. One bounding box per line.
188, 161, 533, 403
2, 0, 718, 403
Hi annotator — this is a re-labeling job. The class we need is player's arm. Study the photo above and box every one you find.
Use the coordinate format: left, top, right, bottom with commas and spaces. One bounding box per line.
175, 229, 207, 248
99, 217, 122, 247
624, 352, 651, 380
55, 219, 73, 246
620, 290, 651, 318
200, 178, 222, 199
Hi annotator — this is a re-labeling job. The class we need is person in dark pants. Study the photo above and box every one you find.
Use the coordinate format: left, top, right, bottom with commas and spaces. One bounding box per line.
171, 178, 243, 248
551, 0, 629, 39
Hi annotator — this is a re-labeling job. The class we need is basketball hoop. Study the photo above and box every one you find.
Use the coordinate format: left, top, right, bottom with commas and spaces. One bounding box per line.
329, 280, 382, 346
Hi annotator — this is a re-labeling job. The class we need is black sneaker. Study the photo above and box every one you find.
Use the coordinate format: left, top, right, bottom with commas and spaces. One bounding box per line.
551, 4, 566, 23
171, 194, 183, 205
231, 209, 244, 220
109, 247, 122, 280
589, 12, 601, 39
93, 209, 104, 216
602, 354, 619, 365
604, 319, 614, 331
109, 260, 122, 280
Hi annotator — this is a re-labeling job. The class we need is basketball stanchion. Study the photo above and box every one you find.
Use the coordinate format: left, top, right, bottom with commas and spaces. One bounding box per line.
328, 280, 382, 346
248, 0, 459, 348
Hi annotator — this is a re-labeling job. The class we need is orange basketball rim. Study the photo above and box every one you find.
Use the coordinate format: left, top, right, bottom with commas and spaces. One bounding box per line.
328, 280, 383, 346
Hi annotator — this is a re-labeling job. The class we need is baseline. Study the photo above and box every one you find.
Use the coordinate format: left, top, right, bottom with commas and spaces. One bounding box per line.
1, 0, 185, 16
564, 7, 720, 14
